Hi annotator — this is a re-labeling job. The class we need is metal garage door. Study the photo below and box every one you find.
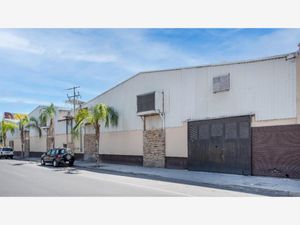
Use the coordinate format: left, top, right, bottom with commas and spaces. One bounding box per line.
188, 116, 251, 175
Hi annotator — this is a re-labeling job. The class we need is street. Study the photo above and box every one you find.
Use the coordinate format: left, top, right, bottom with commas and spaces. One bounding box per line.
0, 159, 260, 197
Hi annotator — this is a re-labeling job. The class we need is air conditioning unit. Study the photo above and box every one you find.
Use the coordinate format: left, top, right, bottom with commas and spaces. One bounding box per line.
136, 91, 163, 116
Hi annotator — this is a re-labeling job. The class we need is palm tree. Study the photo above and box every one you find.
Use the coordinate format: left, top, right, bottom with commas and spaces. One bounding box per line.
39, 103, 56, 149
18, 116, 30, 157
0, 121, 18, 146
26, 117, 42, 138
73, 104, 119, 161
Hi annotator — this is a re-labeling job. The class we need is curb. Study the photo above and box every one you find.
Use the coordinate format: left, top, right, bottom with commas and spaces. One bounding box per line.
74, 164, 298, 197
13, 158, 299, 196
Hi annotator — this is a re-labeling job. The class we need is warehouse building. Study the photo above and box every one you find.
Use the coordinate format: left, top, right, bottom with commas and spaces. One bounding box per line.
6, 50, 300, 179
7, 105, 83, 158
82, 50, 300, 179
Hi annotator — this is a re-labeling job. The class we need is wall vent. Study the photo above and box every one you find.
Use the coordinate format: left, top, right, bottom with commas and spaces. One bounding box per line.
213, 73, 230, 93
137, 91, 163, 116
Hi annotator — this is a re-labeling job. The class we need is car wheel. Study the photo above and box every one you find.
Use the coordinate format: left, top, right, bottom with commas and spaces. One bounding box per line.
41, 159, 45, 166
10, 156, 13, 159
53, 160, 59, 167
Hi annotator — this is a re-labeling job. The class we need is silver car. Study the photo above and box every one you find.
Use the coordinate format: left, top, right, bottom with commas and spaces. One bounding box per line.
0, 147, 14, 159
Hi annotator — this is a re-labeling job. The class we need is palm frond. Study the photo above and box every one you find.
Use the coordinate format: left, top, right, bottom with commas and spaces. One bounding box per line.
26, 117, 42, 138
105, 106, 119, 127
92, 104, 108, 123
0, 121, 18, 135
39, 103, 56, 126
72, 108, 91, 140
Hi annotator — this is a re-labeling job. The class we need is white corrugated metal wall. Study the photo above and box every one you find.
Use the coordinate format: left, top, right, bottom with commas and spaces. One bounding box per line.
84, 56, 296, 132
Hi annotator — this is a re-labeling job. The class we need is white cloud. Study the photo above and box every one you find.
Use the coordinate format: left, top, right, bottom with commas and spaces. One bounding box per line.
0, 97, 61, 106
109, 30, 206, 73
0, 30, 44, 54
60, 52, 117, 63
217, 29, 300, 60
0, 30, 118, 64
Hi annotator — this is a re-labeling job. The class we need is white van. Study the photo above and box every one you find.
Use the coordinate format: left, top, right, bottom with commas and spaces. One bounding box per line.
0, 147, 14, 159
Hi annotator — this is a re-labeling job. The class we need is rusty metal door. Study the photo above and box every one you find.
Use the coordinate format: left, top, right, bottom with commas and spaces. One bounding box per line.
188, 116, 251, 175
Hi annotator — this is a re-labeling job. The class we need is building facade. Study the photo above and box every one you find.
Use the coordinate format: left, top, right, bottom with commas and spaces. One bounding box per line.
82, 51, 300, 178
6, 51, 300, 179
7, 105, 83, 159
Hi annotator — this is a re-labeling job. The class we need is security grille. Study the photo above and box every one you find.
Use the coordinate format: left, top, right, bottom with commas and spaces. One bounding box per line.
137, 92, 155, 113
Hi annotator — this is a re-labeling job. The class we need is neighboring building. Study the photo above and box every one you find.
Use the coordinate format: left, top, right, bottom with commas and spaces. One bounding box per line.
81, 51, 300, 179
7, 105, 83, 158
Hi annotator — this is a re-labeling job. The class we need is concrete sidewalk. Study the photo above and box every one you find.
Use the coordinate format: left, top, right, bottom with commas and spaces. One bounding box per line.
74, 161, 300, 196
17, 157, 300, 196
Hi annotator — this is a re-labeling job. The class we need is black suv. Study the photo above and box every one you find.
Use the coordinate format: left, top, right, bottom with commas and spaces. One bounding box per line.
41, 148, 75, 167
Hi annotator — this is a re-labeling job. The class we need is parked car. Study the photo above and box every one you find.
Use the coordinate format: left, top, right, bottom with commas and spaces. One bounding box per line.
0, 147, 14, 159
41, 148, 75, 167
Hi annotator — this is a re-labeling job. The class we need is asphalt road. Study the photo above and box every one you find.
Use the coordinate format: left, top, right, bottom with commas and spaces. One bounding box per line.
0, 159, 259, 197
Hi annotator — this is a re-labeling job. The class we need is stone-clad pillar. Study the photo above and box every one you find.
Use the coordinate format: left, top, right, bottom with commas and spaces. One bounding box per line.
84, 133, 98, 161
143, 129, 165, 168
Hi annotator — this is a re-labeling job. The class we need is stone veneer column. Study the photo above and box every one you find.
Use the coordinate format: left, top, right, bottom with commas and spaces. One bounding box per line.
84, 133, 98, 161
143, 129, 165, 168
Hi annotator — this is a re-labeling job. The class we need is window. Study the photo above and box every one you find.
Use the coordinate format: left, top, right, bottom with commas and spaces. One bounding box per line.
137, 92, 155, 113
58, 149, 66, 154
50, 149, 57, 155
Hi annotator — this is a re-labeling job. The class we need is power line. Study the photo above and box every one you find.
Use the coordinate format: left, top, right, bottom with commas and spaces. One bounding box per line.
66, 86, 81, 114
65, 86, 82, 151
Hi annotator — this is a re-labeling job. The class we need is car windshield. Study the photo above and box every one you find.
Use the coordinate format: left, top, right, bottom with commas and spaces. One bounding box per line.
3, 148, 13, 151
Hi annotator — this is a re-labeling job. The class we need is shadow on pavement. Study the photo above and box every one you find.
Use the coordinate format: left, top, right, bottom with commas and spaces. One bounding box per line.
11, 163, 26, 166
36, 164, 80, 175
12, 158, 287, 196
71, 164, 275, 196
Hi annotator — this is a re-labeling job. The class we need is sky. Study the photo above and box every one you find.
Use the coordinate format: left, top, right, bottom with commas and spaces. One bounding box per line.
0, 28, 300, 117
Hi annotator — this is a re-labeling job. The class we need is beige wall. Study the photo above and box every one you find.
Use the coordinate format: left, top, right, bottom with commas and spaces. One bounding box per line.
30, 136, 47, 152
251, 117, 297, 127
13, 139, 22, 152
165, 123, 188, 157
98, 130, 143, 156
8, 134, 82, 153
97, 124, 188, 158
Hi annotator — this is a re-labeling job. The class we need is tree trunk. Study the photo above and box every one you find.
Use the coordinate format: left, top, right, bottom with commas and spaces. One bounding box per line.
3, 133, 7, 146
95, 124, 100, 163
20, 127, 24, 158
49, 119, 55, 149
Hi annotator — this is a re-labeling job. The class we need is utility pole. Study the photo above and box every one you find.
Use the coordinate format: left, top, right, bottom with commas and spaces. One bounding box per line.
67, 86, 81, 117
66, 86, 81, 152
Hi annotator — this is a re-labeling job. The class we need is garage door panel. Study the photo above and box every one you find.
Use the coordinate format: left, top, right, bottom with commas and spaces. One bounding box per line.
188, 116, 251, 175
